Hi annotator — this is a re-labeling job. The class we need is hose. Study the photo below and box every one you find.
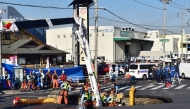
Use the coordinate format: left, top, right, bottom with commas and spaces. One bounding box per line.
13, 97, 57, 106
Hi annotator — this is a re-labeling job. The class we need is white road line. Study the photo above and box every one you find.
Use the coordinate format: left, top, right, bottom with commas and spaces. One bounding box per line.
186, 87, 190, 89
125, 86, 142, 91
138, 84, 155, 90
163, 85, 176, 89
174, 84, 187, 89
150, 84, 165, 90
157, 83, 164, 85
118, 86, 131, 91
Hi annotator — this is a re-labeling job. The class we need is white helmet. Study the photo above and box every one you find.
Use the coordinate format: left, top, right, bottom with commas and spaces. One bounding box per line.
62, 70, 65, 74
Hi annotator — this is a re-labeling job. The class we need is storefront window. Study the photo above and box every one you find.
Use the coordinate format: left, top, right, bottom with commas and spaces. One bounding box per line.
57, 56, 63, 64
18, 58, 26, 64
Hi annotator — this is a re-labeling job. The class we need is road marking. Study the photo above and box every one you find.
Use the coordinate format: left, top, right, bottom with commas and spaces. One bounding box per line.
118, 86, 131, 91
163, 85, 176, 89
157, 83, 164, 85
174, 84, 187, 89
150, 84, 165, 90
125, 86, 142, 90
186, 87, 190, 89
138, 84, 155, 90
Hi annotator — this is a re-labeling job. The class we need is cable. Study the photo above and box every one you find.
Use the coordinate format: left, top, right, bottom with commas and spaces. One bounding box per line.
133, 0, 163, 10
98, 16, 187, 27
103, 8, 151, 30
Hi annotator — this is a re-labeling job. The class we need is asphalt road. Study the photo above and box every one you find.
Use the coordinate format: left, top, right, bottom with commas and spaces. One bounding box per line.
0, 78, 190, 109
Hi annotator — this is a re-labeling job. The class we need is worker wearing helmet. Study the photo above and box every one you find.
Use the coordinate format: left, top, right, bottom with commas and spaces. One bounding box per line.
5, 71, 10, 89
52, 70, 58, 90
27, 71, 34, 91
39, 69, 45, 89
59, 79, 71, 108
46, 69, 52, 89
21, 71, 27, 92
81, 90, 92, 107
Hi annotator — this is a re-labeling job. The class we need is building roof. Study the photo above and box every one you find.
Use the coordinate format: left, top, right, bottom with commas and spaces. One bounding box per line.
68, 0, 94, 7
2, 39, 70, 54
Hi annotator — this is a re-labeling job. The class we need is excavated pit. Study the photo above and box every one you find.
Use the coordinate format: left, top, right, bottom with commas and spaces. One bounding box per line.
121, 95, 173, 106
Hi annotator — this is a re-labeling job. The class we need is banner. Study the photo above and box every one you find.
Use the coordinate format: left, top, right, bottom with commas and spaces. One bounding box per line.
0, 19, 18, 32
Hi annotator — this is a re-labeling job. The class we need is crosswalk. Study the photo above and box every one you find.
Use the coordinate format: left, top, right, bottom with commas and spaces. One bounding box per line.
72, 83, 190, 93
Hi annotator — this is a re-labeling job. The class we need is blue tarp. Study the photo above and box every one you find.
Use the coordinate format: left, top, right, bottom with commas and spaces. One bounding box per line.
1, 63, 84, 89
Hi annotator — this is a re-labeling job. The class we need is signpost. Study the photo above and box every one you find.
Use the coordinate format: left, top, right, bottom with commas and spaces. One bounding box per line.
159, 39, 170, 42
120, 30, 134, 37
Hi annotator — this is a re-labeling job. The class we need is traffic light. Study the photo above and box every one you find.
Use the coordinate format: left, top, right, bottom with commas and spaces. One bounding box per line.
121, 27, 135, 31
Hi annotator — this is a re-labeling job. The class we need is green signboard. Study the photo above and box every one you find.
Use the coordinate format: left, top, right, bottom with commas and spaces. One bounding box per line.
120, 31, 134, 37
159, 39, 170, 42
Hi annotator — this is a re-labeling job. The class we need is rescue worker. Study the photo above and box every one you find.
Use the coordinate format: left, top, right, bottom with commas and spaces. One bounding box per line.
156, 66, 161, 83
52, 70, 59, 90
107, 91, 118, 106
32, 71, 38, 90
46, 69, 52, 89
91, 91, 96, 107
81, 90, 93, 107
27, 71, 34, 91
110, 69, 117, 83
101, 92, 108, 106
21, 71, 27, 92
39, 69, 45, 89
60, 70, 67, 82
60, 80, 71, 108
5, 71, 10, 90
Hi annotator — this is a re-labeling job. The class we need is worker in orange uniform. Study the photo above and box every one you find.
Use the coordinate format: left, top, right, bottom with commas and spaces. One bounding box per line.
21, 71, 27, 92
59, 79, 71, 108
5, 71, 10, 90
27, 71, 34, 91
52, 70, 58, 90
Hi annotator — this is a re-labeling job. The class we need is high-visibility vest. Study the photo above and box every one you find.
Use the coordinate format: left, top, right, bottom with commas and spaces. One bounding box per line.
84, 93, 91, 100
63, 82, 70, 90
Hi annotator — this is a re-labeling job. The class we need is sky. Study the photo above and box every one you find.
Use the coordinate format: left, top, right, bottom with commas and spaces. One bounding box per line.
0, 0, 190, 35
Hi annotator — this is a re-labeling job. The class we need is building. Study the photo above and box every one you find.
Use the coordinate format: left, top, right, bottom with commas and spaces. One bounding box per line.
46, 26, 154, 63
0, 6, 69, 68
147, 30, 159, 39
166, 34, 190, 53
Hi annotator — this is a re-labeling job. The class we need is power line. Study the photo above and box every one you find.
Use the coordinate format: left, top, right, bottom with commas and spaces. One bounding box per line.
134, 0, 163, 10
98, 16, 188, 27
104, 8, 151, 30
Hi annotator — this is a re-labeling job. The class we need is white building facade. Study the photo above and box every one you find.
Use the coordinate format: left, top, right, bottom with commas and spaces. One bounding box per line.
46, 26, 154, 63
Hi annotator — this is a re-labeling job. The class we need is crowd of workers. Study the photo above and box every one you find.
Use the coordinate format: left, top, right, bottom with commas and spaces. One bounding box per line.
4, 69, 68, 91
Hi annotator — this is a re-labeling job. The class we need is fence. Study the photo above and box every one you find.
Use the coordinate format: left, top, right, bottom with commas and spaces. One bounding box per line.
68, 75, 110, 86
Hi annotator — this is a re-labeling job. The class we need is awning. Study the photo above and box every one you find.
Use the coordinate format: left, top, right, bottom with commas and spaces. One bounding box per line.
113, 37, 131, 41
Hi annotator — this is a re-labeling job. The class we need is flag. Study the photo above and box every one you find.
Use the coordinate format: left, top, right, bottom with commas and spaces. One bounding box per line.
46, 57, 50, 68
2, 21, 12, 29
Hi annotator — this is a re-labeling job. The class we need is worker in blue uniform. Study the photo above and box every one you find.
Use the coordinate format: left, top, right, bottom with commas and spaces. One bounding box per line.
156, 67, 161, 83
110, 69, 117, 83
111, 82, 118, 94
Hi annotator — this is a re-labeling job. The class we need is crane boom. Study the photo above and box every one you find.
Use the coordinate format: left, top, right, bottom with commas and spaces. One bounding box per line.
73, 17, 102, 107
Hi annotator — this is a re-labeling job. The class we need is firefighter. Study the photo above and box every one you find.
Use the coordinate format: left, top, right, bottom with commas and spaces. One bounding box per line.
60, 80, 71, 108
81, 90, 93, 107
39, 69, 45, 89
21, 71, 27, 92
27, 71, 34, 91
101, 92, 108, 106
52, 70, 58, 90
107, 91, 118, 106
46, 69, 52, 89
5, 71, 10, 90
32, 71, 38, 90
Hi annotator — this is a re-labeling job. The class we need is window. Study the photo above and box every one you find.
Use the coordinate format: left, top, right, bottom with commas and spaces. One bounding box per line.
5, 33, 10, 40
140, 65, 148, 69
130, 65, 138, 69
18, 58, 26, 64
57, 56, 63, 64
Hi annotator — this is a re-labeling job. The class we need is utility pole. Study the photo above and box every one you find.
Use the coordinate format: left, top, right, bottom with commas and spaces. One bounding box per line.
181, 10, 184, 63
160, 0, 171, 67
94, 0, 98, 78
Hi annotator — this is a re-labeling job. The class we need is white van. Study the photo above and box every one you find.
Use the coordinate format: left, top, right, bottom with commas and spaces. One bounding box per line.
179, 63, 190, 79
129, 63, 157, 80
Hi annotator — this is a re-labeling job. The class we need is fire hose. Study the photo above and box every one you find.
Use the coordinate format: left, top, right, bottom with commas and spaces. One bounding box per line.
13, 97, 58, 106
